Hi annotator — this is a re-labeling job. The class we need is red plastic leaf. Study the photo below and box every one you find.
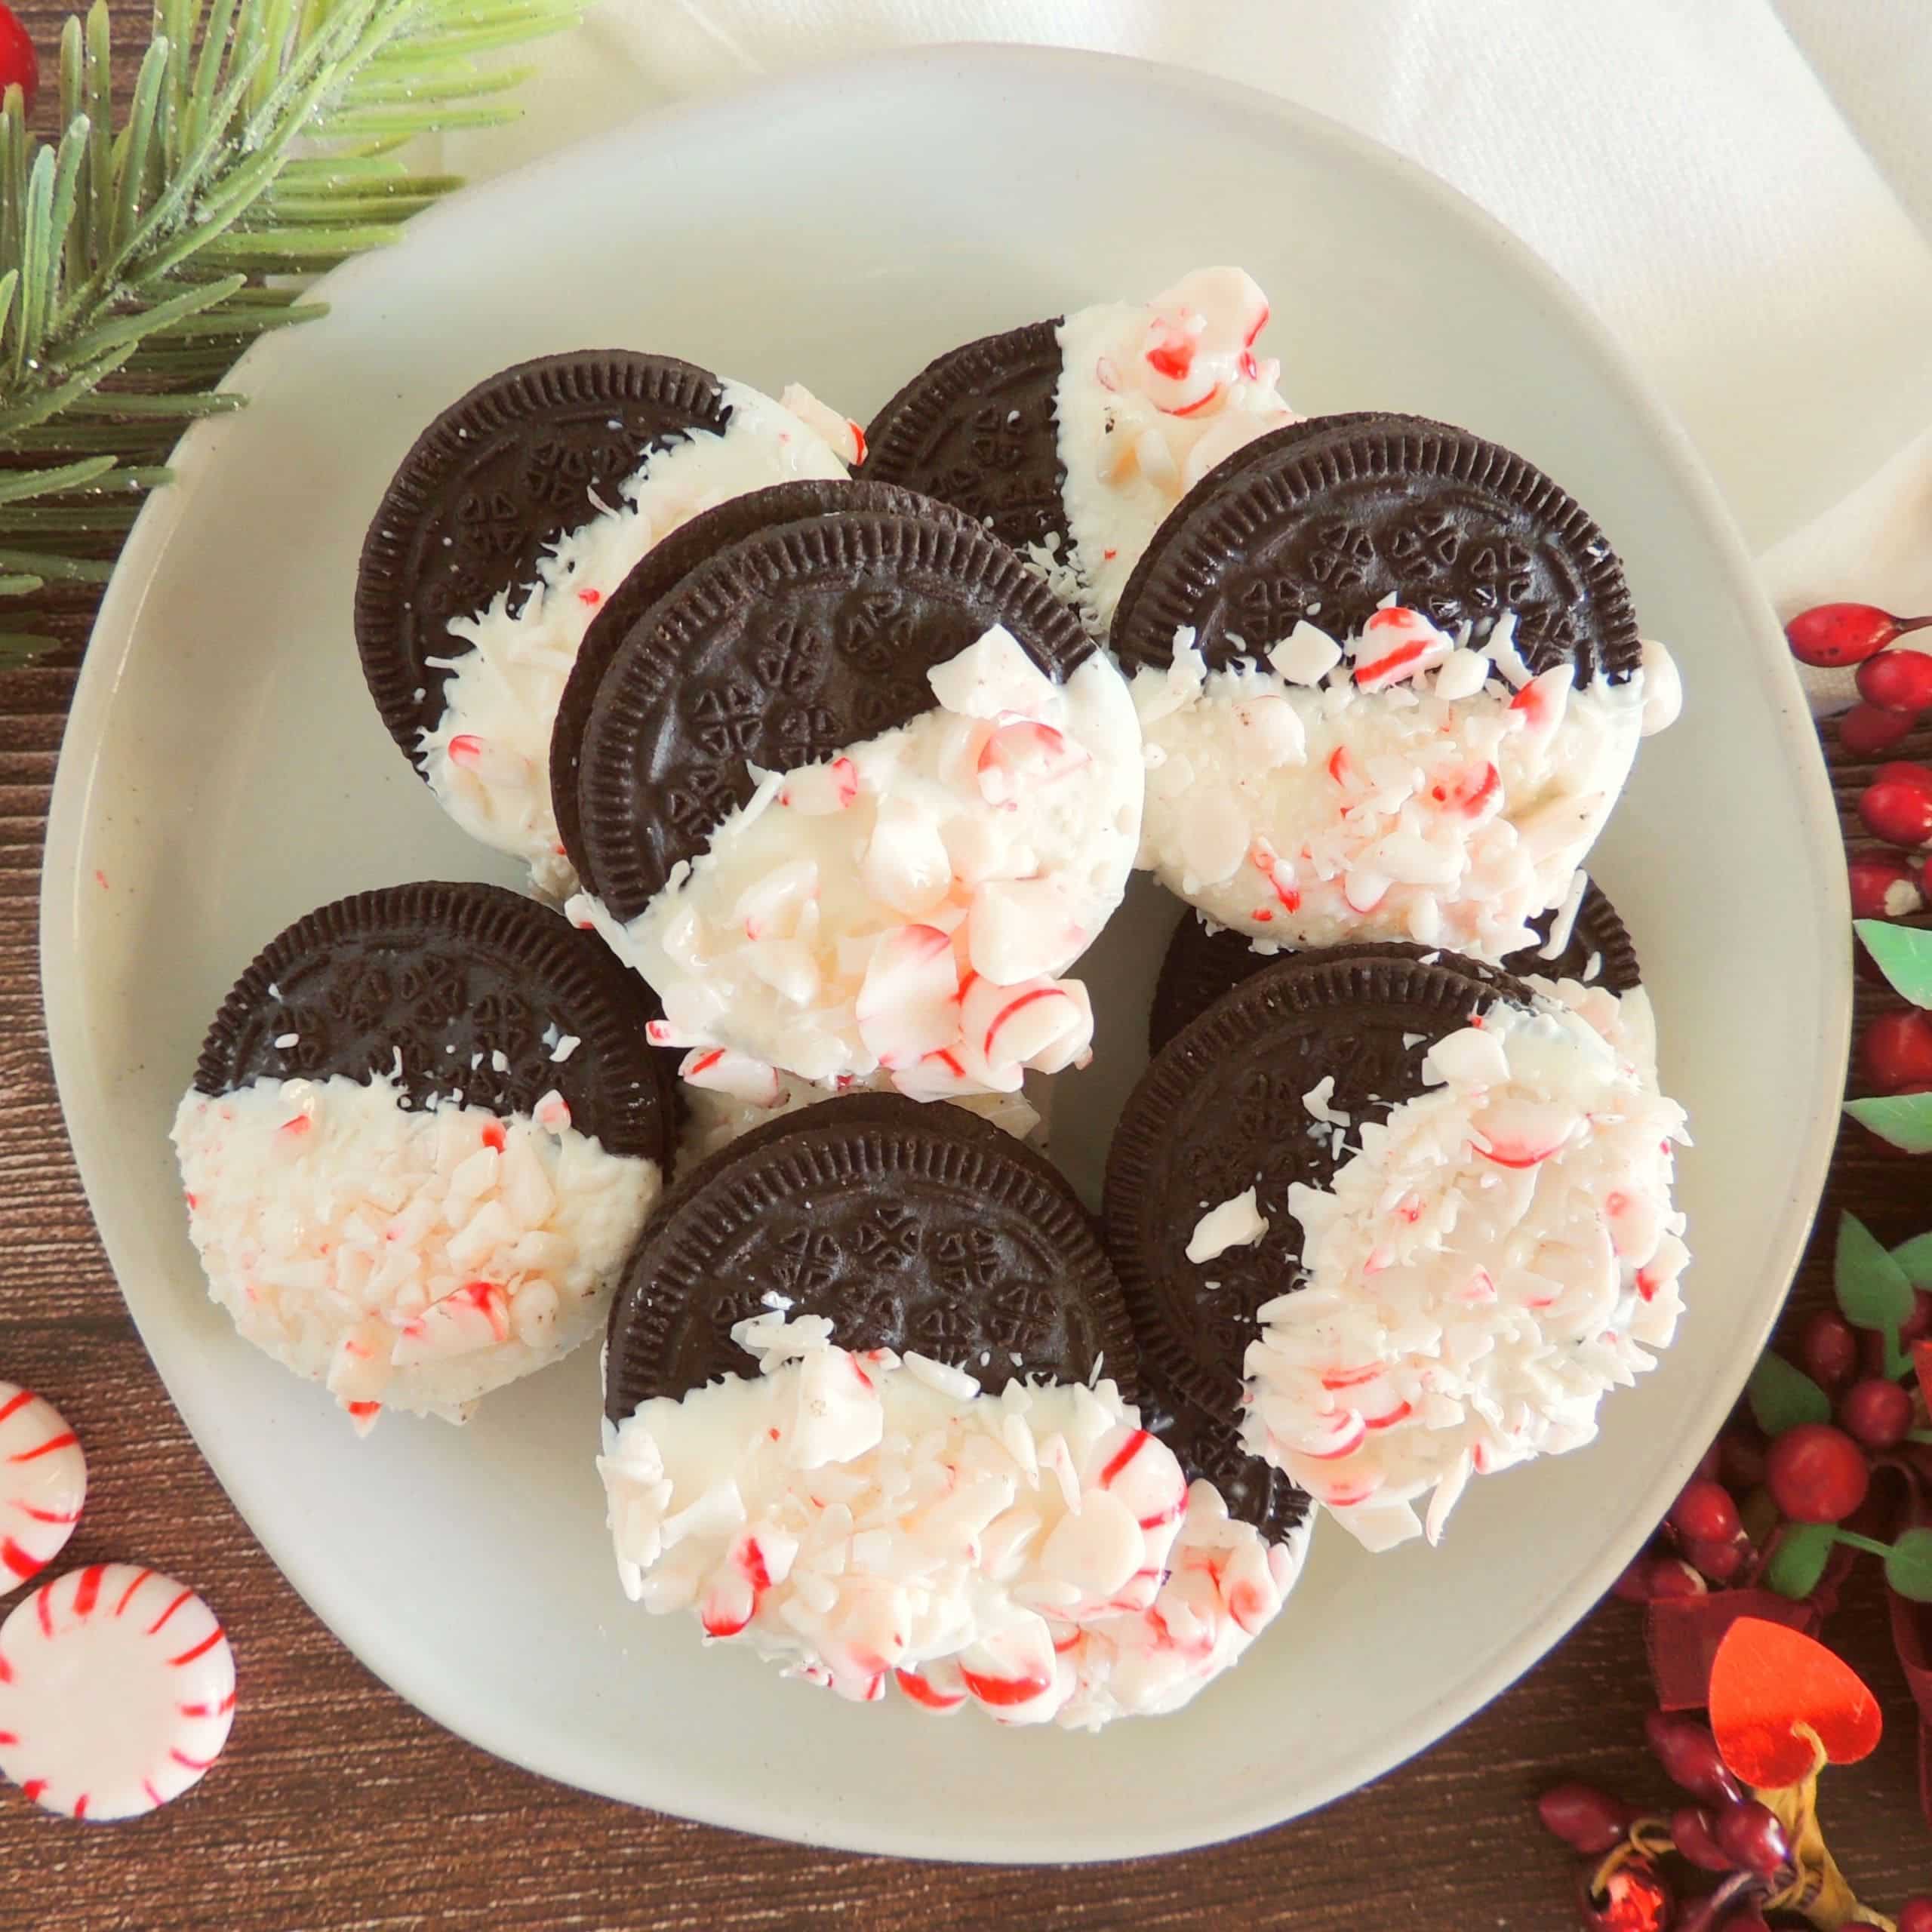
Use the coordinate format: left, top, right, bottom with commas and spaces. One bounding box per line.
1916, 1339, 1932, 1411
1709, 1617, 1883, 1789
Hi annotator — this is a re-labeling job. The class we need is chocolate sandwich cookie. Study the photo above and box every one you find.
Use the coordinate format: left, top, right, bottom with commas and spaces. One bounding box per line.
862, 320, 1067, 555
575, 507, 1096, 921
605, 1092, 1136, 1419
550, 479, 982, 891
1112, 411, 1641, 689
1147, 886, 1641, 1054
356, 351, 733, 774
177, 882, 678, 1430
1105, 947, 1534, 1430
193, 880, 675, 1159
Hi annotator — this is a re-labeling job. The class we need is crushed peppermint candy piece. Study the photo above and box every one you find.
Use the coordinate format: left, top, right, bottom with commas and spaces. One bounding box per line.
1185, 1189, 1270, 1264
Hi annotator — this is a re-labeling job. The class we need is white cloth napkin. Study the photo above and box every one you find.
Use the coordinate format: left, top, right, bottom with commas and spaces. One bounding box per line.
439, 0, 1932, 711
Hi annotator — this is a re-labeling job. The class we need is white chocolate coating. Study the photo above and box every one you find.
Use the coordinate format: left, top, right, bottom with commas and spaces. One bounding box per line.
600, 1315, 1304, 1727
1134, 611, 1650, 955
173, 1072, 660, 1430
1054, 268, 1297, 625
1243, 981, 1689, 1552
572, 627, 1142, 1092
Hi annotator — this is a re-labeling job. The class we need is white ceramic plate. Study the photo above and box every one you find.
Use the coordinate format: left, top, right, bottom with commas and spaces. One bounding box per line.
45, 45, 1846, 1861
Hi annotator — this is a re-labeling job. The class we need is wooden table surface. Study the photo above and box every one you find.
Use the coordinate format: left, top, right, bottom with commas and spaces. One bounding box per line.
5, 11, 1928, 1927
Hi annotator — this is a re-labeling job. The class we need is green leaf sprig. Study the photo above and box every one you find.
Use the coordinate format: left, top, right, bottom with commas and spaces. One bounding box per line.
0, 0, 583, 662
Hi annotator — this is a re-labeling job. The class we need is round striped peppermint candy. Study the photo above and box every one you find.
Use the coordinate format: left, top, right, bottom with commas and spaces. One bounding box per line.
0, 1383, 85, 1588
0, 1564, 235, 1820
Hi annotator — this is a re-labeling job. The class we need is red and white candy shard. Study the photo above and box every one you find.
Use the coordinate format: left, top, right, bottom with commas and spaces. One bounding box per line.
0, 1564, 235, 1820
1048, 267, 1298, 624
172, 1071, 661, 1432
0, 1386, 85, 1589
1055, 1489, 1313, 1729
1131, 611, 1681, 955
599, 1314, 1306, 1727
570, 624, 1141, 1095
1242, 980, 1690, 1552
418, 378, 851, 900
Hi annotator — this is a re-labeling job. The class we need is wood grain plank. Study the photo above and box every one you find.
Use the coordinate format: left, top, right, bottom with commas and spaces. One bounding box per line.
0, 10, 1923, 1927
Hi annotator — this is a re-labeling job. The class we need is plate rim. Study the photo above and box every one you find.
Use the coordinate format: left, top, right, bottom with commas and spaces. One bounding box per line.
40, 39, 1850, 1862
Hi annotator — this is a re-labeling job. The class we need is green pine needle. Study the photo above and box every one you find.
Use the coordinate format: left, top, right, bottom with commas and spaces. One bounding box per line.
1, 0, 583, 659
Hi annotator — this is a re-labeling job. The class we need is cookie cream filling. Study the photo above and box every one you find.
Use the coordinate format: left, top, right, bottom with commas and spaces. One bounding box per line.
571, 626, 1143, 1092
1242, 980, 1689, 1552
422, 380, 856, 900
1054, 267, 1297, 625
1133, 610, 1669, 956
173, 1072, 660, 1430
598, 1313, 1303, 1728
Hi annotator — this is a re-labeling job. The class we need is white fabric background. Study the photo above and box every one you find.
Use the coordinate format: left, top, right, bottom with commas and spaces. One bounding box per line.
439, 1, 1932, 706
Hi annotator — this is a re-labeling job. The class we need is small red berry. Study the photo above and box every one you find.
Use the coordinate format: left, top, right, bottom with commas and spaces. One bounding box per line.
1684, 1535, 1746, 1583
1848, 851, 1924, 919
0, 5, 37, 115
1765, 1422, 1870, 1524
1578, 1856, 1673, 1932
1838, 1376, 1913, 1450
1840, 703, 1915, 756
1713, 1798, 1792, 1879
1861, 1010, 1932, 1092
1667, 1804, 1730, 1872
1669, 1478, 1741, 1543
1797, 1310, 1861, 1391
1897, 1899, 1932, 1932
1787, 601, 1932, 668
1903, 1287, 1932, 1343
1644, 1711, 1743, 1806
1859, 762, 1932, 848
1645, 1557, 1707, 1600
1857, 648, 1932, 715
1718, 1429, 1768, 1491
1537, 1782, 1635, 1854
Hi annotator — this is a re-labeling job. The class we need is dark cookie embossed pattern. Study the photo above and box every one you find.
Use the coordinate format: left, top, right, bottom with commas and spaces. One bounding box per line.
577, 509, 1094, 920
863, 320, 1069, 555
605, 1094, 1135, 1420
194, 881, 676, 1164
356, 351, 731, 774
1106, 949, 1532, 1423
1113, 413, 1641, 689
1148, 888, 1641, 1053
550, 480, 977, 889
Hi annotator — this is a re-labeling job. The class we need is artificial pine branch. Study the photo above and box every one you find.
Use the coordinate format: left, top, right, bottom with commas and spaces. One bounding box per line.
0, 0, 582, 663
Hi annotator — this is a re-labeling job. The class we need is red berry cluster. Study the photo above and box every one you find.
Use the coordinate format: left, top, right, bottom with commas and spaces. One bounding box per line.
1540, 1715, 1795, 1928
1789, 602, 1932, 768
1613, 1288, 1931, 1604
1540, 1713, 1929, 1929
1786, 605, 1932, 1097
